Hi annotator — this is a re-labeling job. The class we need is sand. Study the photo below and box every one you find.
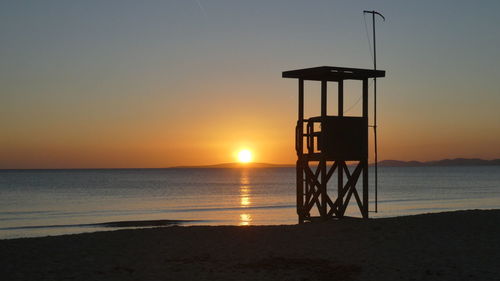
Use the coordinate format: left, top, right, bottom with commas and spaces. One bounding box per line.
1, 209, 499, 281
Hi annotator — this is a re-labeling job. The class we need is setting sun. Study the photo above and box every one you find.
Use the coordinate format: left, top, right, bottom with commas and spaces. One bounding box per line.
237, 149, 253, 163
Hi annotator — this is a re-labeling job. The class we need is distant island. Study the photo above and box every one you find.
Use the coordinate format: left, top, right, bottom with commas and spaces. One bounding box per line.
377, 158, 500, 167
169, 158, 500, 169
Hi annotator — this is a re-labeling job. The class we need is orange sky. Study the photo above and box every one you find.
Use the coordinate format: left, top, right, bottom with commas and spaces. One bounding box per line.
1, 1, 500, 168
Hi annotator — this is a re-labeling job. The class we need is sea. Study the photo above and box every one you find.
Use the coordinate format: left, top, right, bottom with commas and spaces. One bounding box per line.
1, 166, 499, 239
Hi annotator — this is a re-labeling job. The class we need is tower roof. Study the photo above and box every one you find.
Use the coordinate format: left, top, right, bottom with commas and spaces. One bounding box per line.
282, 66, 385, 81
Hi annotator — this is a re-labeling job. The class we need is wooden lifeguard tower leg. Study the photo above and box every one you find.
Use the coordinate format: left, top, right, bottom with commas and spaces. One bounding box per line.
297, 79, 305, 224
362, 78, 369, 219
337, 80, 344, 218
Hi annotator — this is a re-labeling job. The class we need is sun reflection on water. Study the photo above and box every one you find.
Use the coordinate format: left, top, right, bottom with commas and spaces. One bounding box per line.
241, 196, 250, 206
239, 214, 252, 226
239, 169, 252, 225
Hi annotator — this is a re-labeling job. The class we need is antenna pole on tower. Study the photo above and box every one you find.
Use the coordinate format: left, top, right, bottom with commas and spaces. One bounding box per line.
363, 10, 384, 213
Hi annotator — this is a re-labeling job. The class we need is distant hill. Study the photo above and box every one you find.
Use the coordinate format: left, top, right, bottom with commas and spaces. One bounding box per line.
168, 162, 294, 169
377, 158, 500, 167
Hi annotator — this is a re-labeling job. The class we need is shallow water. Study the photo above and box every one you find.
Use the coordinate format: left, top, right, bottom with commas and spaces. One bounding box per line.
1, 166, 499, 239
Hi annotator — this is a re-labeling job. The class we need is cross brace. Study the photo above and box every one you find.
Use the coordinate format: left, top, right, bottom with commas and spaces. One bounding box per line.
297, 160, 368, 223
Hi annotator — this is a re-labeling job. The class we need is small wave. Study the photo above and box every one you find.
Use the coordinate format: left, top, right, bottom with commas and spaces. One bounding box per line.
0, 204, 295, 222
162, 204, 295, 213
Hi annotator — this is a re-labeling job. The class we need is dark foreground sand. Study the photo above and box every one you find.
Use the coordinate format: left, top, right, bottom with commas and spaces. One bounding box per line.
1, 209, 499, 281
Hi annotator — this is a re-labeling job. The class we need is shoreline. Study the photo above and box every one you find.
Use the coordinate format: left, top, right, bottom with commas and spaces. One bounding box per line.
0, 206, 493, 240
1, 209, 499, 280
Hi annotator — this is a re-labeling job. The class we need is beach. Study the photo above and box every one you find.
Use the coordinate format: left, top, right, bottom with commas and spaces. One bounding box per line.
1, 209, 498, 281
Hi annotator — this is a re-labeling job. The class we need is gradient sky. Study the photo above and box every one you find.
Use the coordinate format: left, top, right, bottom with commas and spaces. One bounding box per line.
1, 0, 500, 168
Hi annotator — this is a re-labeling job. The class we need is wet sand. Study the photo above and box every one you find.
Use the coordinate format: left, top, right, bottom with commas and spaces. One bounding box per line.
1, 209, 499, 281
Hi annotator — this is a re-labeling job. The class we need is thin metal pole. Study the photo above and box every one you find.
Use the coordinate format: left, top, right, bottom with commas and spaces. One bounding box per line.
364, 10, 384, 213
372, 13, 378, 213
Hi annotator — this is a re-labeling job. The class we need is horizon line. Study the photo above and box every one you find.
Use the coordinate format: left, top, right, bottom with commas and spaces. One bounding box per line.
1, 157, 499, 170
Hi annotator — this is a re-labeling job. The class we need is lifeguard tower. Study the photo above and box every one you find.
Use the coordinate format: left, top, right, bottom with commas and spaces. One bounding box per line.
282, 66, 385, 223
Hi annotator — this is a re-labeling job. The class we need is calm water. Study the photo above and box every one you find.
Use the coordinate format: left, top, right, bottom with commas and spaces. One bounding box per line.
1, 166, 499, 239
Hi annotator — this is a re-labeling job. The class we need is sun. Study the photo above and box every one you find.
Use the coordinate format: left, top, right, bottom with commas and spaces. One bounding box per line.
237, 149, 253, 163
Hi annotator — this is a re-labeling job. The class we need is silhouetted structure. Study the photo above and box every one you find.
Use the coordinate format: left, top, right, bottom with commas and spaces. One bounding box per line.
283, 66, 385, 223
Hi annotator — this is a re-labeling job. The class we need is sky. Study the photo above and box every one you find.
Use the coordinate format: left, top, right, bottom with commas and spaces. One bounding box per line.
1, 0, 500, 168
